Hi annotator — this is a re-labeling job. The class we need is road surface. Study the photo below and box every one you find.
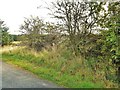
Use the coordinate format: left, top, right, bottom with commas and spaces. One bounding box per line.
0, 60, 61, 88
0, 60, 2, 89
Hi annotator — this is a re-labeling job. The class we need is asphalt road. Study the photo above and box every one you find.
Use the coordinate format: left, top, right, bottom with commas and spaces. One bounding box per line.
1, 61, 61, 88
0, 60, 2, 89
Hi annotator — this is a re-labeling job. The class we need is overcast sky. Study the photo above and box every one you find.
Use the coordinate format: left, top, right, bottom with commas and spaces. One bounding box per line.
0, 0, 56, 35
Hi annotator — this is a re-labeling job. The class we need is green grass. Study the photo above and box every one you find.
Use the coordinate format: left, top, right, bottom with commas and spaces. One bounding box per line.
2, 58, 103, 88
2, 47, 114, 88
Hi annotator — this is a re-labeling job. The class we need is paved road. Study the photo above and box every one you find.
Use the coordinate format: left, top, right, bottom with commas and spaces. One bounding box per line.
1, 61, 61, 88
0, 60, 2, 89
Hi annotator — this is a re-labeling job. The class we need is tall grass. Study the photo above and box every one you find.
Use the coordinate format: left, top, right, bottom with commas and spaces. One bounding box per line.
2, 46, 118, 88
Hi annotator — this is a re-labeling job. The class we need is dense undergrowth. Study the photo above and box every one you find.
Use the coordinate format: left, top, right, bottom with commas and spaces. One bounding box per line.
2, 46, 118, 88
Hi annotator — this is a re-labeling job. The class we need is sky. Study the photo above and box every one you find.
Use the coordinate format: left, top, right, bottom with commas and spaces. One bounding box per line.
0, 0, 115, 35
0, 0, 55, 35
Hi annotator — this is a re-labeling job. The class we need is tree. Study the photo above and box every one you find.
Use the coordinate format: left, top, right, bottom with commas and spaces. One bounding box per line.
20, 16, 62, 51
20, 16, 45, 51
45, 22, 64, 46
89, 1, 120, 84
51, 0, 106, 56
100, 1, 120, 84
0, 19, 12, 46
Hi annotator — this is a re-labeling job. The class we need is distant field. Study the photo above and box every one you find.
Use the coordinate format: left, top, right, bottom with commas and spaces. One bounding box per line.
11, 41, 22, 44
0, 41, 24, 53
0, 46, 24, 53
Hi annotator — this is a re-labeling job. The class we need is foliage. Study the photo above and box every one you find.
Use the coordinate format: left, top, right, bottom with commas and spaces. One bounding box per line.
20, 16, 62, 51
10, 35, 19, 41
100, 2, 120, 84
51, 0, 106, 56
87, 1, 120, 84
49, 0, 119, 86
0, 19, 12, 46
20, 16, 45, 51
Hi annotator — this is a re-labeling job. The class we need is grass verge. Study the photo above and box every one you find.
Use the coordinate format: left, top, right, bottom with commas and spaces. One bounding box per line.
2, 46, 115, 88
